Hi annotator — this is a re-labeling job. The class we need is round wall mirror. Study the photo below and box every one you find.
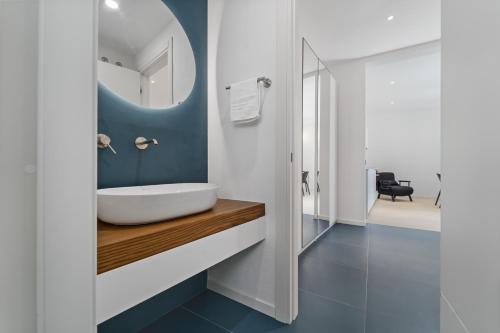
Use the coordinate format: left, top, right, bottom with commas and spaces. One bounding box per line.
98, 0, 196, 109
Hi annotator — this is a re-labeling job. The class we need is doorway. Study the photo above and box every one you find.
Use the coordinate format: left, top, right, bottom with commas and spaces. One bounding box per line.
365, 42, 441, 232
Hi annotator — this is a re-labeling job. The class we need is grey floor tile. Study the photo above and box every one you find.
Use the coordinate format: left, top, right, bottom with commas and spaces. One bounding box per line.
322, 223, 369, 248
367, 271, 440, 331
366, 310, 439, 333
143, 222, 440, 333
184, 290, 285, 333
302, 237, 368, 271
369, 246, 439, 287
299, 255, 367, 309
369, 224, 440, 261
274, 291, 365, 333
140, 308, 229, 333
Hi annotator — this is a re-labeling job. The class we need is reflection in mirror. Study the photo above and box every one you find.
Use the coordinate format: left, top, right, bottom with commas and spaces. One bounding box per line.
98, 0, 195, 109
301, 39, 336, 249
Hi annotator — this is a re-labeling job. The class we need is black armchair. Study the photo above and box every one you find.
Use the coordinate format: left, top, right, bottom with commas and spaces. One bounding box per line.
376, 172, 414, 202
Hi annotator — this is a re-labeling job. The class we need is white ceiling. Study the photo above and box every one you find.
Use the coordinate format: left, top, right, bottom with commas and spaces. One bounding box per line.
99, 0, 175, 56
297, 0, 441, 62
366, 42, 441, 113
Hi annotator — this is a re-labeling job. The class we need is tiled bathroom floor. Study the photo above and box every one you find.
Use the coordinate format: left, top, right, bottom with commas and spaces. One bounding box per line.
140, 224, 440, 333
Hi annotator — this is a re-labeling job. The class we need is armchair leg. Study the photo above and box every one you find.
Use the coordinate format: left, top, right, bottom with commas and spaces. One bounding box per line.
377, 193, 381, 199
392, 195, 395, 202
409, 195, 413, 202
435, 190, 441, 206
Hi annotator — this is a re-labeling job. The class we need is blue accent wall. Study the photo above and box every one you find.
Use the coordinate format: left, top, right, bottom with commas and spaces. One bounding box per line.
98, 0, 208, 189
97, 1, 208, 331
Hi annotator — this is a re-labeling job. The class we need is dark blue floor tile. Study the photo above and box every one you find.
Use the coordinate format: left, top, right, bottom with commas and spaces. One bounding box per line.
369, 224, 440, 261
140, 307, 228, 333
367, 271, 440, 331
366, 310, 439, 333
322, 223, 369, 248
301, 236, 368, 271
143, 222, 440, 333
299, 254, 367, 309
302, 214, 330, 247
369, 247, 439, 287
276, 291, 365, 333
184, 290, 285, 333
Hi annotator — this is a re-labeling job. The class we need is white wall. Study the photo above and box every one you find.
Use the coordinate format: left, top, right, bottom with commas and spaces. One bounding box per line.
98, 43, 137, 70
441, 0, 500, 332
38, 0, 97, 331
207, 0, 279, 317
366, 105, 440, 197
330, 60, 367, 225
366, 45, 441, 198
367, 106, 440, 197
0, 1, 38, 331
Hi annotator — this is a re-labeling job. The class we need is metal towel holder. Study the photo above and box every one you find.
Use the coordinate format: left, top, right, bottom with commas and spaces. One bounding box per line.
225, 77, 272, 90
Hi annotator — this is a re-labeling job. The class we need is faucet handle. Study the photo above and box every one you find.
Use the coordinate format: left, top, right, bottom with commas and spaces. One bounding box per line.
97, 134, 117, 154
135, 137, 159, 150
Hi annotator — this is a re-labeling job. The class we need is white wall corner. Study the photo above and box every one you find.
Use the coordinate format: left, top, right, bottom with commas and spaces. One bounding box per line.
274, 0, 296, 324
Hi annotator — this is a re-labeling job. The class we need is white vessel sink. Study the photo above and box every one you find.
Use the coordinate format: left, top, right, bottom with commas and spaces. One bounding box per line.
97, 183, 218, 225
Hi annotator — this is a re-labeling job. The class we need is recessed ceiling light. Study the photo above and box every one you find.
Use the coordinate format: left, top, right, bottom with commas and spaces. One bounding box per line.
105, 0, 119, 10
390, 101, 395, 105
390, 80, 396, 85
387, 15, 395, 21
151, 80, 156, 84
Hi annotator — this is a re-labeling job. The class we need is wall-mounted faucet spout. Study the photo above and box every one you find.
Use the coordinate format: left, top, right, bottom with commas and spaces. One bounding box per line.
135, 137, 159, 150
97, 134, 117, 154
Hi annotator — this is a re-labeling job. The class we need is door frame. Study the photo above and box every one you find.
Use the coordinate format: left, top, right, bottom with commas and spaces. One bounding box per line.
37, 0, 98, 331
275, 0, 298, 323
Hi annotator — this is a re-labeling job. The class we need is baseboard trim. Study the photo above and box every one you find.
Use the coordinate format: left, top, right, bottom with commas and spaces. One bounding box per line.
318, 215, 330, 221
441, 294, 471, 333
337, 218, 367, 226
207, 279, 275, 318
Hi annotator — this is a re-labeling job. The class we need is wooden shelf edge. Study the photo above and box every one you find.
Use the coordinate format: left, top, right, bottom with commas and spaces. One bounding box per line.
97, 199, 265, 274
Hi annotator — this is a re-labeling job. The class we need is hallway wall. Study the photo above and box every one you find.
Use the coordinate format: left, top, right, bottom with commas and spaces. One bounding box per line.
330, 60, 367, 225
441, 0, 500, 332
207, 0, 279, 317
0, 1, 38, 331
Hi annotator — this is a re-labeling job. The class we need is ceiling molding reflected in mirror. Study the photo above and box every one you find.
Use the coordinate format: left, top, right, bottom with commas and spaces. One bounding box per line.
98, 0, 196, 109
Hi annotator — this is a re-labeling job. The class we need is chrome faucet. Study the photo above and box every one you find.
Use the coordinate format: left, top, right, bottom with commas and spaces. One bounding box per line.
135, 137, 159, 150
97, 134, 117, 154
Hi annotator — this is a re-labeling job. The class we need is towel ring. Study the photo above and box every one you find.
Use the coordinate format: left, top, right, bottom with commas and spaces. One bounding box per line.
226, 77, 272, 90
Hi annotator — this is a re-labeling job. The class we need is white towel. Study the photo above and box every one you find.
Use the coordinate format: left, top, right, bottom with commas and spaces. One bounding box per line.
230, 78, 261, 122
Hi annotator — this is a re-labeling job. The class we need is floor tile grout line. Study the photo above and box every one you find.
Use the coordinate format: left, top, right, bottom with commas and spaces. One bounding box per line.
298, 288, 364, 312
320, 237, 369, 250
181, 306, 233, 333
301, 251, 368, 274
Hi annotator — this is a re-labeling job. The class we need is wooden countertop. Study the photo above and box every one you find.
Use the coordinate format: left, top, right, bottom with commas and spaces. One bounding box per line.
97, 199, 265, 274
